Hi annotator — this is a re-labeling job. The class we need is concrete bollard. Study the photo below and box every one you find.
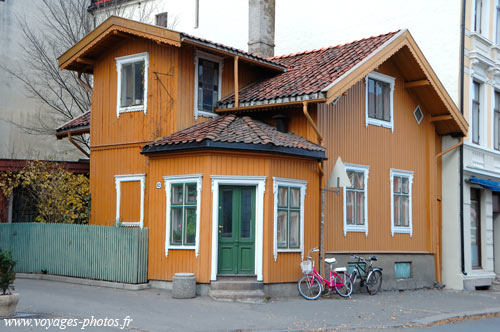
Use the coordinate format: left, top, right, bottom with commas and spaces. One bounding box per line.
172, 273, 196, 299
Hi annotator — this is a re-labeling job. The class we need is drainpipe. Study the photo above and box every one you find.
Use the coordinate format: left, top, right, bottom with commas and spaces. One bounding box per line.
459, 0, 467, 276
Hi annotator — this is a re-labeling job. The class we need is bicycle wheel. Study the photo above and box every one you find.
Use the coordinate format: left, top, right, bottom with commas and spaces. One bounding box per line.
333, 272, 353, 298
298, 275, 322, 300
366, 270, 382, 295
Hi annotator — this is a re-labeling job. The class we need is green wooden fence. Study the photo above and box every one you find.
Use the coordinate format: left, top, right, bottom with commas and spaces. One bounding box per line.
0, 223, 148, 284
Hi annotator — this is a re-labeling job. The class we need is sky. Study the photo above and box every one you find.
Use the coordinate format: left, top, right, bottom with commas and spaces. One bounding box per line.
167, 0, 461, 102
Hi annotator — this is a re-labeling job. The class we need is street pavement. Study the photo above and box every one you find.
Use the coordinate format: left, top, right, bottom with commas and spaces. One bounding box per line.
3, 278, 500, 332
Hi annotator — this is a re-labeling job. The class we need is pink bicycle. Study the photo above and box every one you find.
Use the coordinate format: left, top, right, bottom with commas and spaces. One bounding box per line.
298, 248, 353, 300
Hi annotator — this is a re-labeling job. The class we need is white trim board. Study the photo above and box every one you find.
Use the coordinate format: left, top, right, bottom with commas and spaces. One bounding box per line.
114, 174, 146, 228
210, 175, 266, 281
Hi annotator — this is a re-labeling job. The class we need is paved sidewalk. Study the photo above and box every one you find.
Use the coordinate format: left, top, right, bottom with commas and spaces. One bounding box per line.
4, 278, 500, 332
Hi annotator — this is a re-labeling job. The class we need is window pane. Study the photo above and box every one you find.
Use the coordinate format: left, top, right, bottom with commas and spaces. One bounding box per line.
401, 196, 409, 227
171, 207, 183, 245
354, 172, 364, 189
393, 176, 401, 194
198, 58, 219, 112
368, 78, 375, 117
401, 177, 409, 194
172, 185, 183, 204
383, 83, 390, 121
375, 81, 384, 120
355, 192, 364, 225
277, 210, 288, 248
121, 63, 133, 107
221, 190, 233, 238
240, 189, 252, 238
290, 188, 300, 208
475, 0, 482, 33
289, 211, 300, 248
184, 208, 196, 245
185, 183, 197, 204
346, 191, 354, 225
394, 196, 401, 226
133, 61, 144, 105
278, 187, 288, 207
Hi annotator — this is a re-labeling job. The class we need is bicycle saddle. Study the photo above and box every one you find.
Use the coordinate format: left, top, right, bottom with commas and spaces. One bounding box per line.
368, 256, 378, 261
324, 258, 336, 264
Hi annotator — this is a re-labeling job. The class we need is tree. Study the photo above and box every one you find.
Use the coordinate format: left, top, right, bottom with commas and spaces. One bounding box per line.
1, 0, 178, 152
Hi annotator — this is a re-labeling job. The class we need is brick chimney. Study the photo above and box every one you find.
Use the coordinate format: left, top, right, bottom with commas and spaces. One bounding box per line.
248, 0, 275, 58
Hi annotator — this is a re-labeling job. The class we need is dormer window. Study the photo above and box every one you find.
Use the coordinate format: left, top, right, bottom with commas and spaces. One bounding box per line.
194, 51, 222, 119
365, 72, 395, 131
115, 52, 149, 117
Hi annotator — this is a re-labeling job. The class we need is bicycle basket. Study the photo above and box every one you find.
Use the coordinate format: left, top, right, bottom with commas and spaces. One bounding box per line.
300, 260, 313, 274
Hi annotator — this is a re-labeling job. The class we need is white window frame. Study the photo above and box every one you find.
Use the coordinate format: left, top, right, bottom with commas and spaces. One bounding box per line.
114, 174, 146, 228
470, 77, 487, 146
115, 52, 149, 118
272, 177, 307, 261
343, 164, 369, 237
390, 169, 414, 237
164, 174, 202, 258
194, 50, 223, 120
365, 71, 395, 132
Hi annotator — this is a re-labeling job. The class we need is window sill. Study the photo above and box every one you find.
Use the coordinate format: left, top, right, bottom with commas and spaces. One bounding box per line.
277, 249, 302, 253
167, 246, 196, 250
392, 227, 412, 236
344, 226, 368, 237
366, 118, 393, 131
118, 105, 145, 117
196, 110, 218, 119
119, 221, 141, 227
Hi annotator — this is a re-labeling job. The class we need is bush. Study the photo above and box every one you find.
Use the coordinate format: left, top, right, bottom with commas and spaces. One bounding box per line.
0, 250, 16, 295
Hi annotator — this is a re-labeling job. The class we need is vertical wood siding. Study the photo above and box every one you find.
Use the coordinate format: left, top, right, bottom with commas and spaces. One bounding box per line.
146, 152, 319, 283
317, 59, 442, 258
120, 181, 141, 223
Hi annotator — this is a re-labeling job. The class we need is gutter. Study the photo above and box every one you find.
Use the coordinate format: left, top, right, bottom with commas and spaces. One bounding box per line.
459, 0, 467, 276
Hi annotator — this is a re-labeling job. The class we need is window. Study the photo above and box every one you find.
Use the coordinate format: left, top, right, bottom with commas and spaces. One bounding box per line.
494, 91, 500, 150
273, 178, 306, 261
390, 169, 413, 236
496, 0, 500, 43
475, 0, 483, 33
394, 262, 411, 279
164, 175, 202, 257
194, 51, 222, 119
343, 164, 369, 236
365, 72, 395, 131
472, 81, 481, 144
114, 174, 145, 228
413, 105, 423, 124
115, 52, 149, 117
470, 188, 482, 268
156, 12, 168, 27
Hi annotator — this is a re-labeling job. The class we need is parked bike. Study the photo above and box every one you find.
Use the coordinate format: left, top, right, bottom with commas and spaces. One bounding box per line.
298, 248, 353, 300
350, 255, 383, 295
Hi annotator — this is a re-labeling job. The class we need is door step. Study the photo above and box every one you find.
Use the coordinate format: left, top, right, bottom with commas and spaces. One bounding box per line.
209, 277, 267, 303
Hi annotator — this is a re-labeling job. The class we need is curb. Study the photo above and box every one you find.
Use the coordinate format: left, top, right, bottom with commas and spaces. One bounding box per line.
410, 307, 500, 326
16, 273, 151, 291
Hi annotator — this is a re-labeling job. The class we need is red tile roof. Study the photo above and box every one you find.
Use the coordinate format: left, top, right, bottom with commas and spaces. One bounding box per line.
56, 111, 90, 133
218, 31, 399, 108
143, 115, 325, 159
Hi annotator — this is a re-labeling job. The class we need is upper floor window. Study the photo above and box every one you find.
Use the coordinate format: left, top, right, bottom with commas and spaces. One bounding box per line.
194, 51, 222, 119
495, 91, 500, 150
115, 52, 149, 118
390, 169, 413, 237
343, 164, 369, 236
365, 72, 395, 131
472, 81, 481, 144
496, 0, 500, 43
475, 0, 483, 34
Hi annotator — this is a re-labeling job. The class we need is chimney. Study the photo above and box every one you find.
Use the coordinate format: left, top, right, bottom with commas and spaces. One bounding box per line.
248, 0, 275, 58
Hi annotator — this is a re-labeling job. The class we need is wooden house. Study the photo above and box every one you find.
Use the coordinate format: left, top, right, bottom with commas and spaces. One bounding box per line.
57, 16, 467, 295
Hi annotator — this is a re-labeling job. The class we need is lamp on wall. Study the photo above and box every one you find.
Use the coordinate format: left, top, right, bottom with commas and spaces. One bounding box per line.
319, 156, 350, 274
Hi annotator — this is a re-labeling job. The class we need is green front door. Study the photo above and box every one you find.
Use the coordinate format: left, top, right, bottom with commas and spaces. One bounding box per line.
218, 186, 256, 275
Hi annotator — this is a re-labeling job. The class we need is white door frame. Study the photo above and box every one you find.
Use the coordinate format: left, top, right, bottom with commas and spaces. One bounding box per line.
210, 175, 266, 281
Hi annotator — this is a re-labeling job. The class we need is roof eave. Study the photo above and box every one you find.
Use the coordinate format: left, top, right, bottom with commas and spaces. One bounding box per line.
55, 126, 90, 139
216, 94, 326, 113
142, 140, 326, 161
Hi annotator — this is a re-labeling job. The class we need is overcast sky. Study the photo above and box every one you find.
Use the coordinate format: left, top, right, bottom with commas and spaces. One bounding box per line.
169, 0, 460, 101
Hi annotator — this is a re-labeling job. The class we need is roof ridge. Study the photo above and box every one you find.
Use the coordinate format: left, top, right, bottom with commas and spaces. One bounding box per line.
270, 30, 400, 60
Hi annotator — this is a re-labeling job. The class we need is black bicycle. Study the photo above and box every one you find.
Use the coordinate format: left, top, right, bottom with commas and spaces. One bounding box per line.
349, 255, 383, 295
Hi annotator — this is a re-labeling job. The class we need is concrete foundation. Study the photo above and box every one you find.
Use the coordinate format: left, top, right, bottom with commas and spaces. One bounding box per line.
324, 253, 437, 291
